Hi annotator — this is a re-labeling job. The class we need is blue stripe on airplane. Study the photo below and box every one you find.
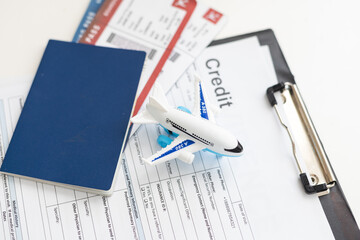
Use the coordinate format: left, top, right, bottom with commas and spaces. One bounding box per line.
199, 83, 209, 120
152, 139, 195, 162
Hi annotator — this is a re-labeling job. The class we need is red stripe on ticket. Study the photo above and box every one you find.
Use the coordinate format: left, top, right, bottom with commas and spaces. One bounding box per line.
172, 0, 193, 10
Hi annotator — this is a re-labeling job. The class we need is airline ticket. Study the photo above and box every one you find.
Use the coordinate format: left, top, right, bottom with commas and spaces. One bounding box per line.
79, 0, 226, 115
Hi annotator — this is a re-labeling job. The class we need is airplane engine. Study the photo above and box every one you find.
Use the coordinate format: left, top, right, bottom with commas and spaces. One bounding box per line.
178, 151, 195, 164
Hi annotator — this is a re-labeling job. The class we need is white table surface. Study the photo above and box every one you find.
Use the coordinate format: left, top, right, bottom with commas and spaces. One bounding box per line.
1, 0, 359, 226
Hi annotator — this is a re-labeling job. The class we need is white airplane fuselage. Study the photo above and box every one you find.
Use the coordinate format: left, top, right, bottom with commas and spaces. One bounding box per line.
147, 104, 243, 156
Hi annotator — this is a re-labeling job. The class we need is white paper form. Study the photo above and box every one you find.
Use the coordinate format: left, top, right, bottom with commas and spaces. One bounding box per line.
0, 81, 37, 240
0, 37, 334, 240
191, 38, 334, 239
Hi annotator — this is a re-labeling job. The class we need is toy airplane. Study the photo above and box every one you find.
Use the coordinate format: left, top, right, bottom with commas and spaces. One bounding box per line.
131, 76, 243, 165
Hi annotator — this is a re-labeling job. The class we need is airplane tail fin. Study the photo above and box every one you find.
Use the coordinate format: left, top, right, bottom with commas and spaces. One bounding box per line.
131, 82, 169, 124
148, 83, 169, 112
131, 110, 157, 124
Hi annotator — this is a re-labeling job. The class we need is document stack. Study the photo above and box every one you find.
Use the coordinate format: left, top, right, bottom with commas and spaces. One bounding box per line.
0, 0, 358, 239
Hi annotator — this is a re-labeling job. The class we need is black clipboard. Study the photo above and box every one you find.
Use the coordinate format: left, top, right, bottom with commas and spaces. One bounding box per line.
209, 29, 359, 240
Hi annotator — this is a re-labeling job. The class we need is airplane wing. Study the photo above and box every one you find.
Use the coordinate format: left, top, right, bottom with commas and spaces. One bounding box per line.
143, 135, 204, 165
193, 75, 217, 123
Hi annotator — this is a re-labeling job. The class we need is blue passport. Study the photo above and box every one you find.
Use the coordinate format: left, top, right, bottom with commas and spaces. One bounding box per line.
1, 40, 145, 195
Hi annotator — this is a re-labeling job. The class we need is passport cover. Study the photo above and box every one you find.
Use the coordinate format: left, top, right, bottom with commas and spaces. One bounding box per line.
1, 40, 145, 194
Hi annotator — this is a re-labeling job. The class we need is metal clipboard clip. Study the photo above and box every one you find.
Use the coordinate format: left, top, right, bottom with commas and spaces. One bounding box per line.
266, 82, 336, 195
